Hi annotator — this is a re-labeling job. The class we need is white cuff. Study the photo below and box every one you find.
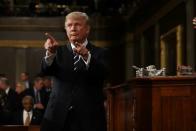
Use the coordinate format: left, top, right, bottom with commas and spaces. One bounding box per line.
44, 50, 56, 66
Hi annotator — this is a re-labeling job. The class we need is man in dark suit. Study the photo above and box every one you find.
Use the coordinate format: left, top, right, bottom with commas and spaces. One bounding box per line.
43, 76, 52, 105
43, 76, 52, 95
14, 95, 42, 125
0, 89, 8, 124
20, 72, 32, 89
23, 77, 48, 113
0, 77, 18, 125
40, 11, 108, 131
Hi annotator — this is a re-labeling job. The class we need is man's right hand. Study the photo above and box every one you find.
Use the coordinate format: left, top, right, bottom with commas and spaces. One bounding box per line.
44, 33, 58, 54
34, 103, 44, 109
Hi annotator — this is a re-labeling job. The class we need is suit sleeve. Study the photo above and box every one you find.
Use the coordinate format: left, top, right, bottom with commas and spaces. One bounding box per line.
41, 55, 58, 76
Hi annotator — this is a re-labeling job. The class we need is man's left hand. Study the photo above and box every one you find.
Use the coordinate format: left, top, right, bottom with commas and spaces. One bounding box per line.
73, 42, 89, 61
34, 103, 44, 109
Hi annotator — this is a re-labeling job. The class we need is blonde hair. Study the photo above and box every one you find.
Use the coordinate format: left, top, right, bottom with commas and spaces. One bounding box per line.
65, 11, 90, 25
15, 82, 25, 94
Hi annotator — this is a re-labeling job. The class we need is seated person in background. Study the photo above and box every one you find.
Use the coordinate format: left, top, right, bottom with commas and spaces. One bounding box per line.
22, 76, 48, 113
15, 82, 25, 95
15, 82, 26, 110
43, 76, 52, 94
43, 76, 52, 104
20, 72, 32, 89
0, 77, 18, 125
14, 96, 43, 126
0, 89, 8, 124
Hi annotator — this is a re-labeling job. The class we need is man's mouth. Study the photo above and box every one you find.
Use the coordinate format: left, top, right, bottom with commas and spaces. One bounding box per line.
70, 32, 78, 35
70, 34, 79, 37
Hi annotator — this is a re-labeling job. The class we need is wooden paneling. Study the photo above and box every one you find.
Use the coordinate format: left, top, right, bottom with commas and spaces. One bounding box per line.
105, 83, 133, 131
105, 76, 196, 131
131, 76, 196, 131
160, 87, 191, 96
0, 47, 45, 86
0, 126, 40, 131
161, 96, 191, 131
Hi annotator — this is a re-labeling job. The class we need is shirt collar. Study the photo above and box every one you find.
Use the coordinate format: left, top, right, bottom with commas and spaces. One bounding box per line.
33, 87, 39, 92
23, 109, 33, 115
70, 39, 88, 50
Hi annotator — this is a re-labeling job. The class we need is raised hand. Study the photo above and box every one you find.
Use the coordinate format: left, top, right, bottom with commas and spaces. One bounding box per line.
34, 103, 44, 109
44, 32, 59, 53
73, 42, 89, 61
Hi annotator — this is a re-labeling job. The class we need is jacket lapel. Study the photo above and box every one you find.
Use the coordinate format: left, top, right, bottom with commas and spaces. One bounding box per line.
86, 42, 95, 54
66, 43, 73, 54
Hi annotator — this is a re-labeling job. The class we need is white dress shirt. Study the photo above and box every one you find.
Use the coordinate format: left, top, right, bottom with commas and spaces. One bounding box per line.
5, 87, 10, 95
44, 39, 91, 69
25, 81, 30, 89
23, 110, 33, 125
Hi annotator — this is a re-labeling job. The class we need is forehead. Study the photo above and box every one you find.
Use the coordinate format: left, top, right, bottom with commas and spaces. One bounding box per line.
35, 80, 43, 83
23, 99, 32, 103
65, 16, 86, 24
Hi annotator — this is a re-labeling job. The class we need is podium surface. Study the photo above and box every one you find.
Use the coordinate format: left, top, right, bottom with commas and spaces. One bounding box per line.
105, 76, 196, 131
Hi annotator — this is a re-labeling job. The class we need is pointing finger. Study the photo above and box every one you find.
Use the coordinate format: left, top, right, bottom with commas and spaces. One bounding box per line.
74, 42, 80, 48
45, 32, 57, 44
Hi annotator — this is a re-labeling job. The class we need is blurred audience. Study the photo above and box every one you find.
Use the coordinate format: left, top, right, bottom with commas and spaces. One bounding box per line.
22, 76, 48, 115
0, 89, 8, 124
13, 95, 42, 126
20, 72, 32, 89
43, 76, 52, 107
15, 82, 25, 95
15, 82, 26, 111
0, 74, 51, 125
43, 76, 52, 94
0, 77, 18, 125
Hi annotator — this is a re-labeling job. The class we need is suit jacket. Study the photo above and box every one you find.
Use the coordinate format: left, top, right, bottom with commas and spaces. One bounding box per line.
6, 88, 18, 111
40, 43, 108, 131
23, 87, 48, 109
0, 88, 18, 125
23, 81, 33, 89
43, 87, 52, 106
14, 109, 43, 125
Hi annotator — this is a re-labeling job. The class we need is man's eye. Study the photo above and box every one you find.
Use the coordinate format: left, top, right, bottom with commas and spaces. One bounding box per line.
66, 24, 71, 27
76, 24, 81, 26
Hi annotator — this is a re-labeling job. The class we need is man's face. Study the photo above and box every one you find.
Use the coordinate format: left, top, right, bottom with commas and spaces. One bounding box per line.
23, 99, 33, 112
43, 79, 51, 88
34, 80, 44, 90
65, 17, 90, 44
0, 81, 8, 90
20, 73, 28, 81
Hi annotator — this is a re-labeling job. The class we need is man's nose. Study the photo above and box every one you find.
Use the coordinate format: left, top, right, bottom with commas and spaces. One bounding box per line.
70, 25, 77, 31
